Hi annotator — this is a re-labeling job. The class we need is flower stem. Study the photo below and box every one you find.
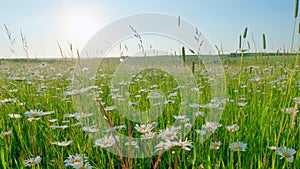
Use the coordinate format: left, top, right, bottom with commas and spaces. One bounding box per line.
96, 98, 127, 169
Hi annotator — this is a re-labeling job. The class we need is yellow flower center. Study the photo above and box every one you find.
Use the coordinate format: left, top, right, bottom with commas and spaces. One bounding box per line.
235, 145, 242, 151
166, 133, 174, 138
103, 141, 112, 146
79, 166, 86, 169
72, 159, 81, 164
282, 153, 291, 158
145, 133, 152, 138
32, 112, 39, 116
29, 161, 36, 165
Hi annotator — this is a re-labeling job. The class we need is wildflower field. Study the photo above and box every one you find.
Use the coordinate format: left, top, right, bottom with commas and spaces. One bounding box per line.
0, 54, 299, 168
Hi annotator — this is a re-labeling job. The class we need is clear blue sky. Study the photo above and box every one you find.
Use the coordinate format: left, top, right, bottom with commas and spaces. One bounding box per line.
0, 0, 298, 57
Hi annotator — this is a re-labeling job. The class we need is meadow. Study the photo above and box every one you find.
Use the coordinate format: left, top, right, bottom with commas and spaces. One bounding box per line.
0, 54, 299, 168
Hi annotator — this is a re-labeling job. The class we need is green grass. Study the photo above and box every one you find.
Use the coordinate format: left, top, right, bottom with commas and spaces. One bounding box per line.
0, 55, 299, 168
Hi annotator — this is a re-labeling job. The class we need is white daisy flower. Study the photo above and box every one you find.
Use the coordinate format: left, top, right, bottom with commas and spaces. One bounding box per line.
64, 154, 88, 167
141, 131, 156, 139
48, 119, 57, 123
210, 141, 221, 150
25, 110, 43, 117
25, 110, 54, 117
0, 130, 12, 137
72, 162, 93, 169
195, 129, 207, 135
268, 146, 278, 151
175, 139, 193, 151
229, 141, 247, 152
205, 103, 220, 109
94, 135, 118, 148
276, 147, 296, 162
50, 125, 69, 129
74, 112, 93, 119
135, 124, 154, 133
225, 124, 239, 132
0, 98, 17, 104
28, 117, 41, 122
173, 115, 189, 123
202, 121, 222, 133
282, 108, 298, 115
150, 122, 158, 128
293, 97, 300, 103
168, 92, 178, 97
237, 102, 247, 107
8, 114, 22, 118
158, 126, 180, 141
51, 140, 73, 146
185, 122, 192, 128
189, 103, 201, 108
195, 111, 205, 117
114, 125, 127, 130
104, 106, 116, 111
82, 125, 99, 133
63, 113, 77, 118
24, 156, 42, 167
155, 140, 174, 151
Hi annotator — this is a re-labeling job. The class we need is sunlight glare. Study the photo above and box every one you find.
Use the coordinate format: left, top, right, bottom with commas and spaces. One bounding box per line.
62, 3, 100, 47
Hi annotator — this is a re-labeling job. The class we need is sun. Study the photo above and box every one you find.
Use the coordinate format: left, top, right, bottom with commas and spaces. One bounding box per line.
66, 10, 98, 38
62, 3, 100, 47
